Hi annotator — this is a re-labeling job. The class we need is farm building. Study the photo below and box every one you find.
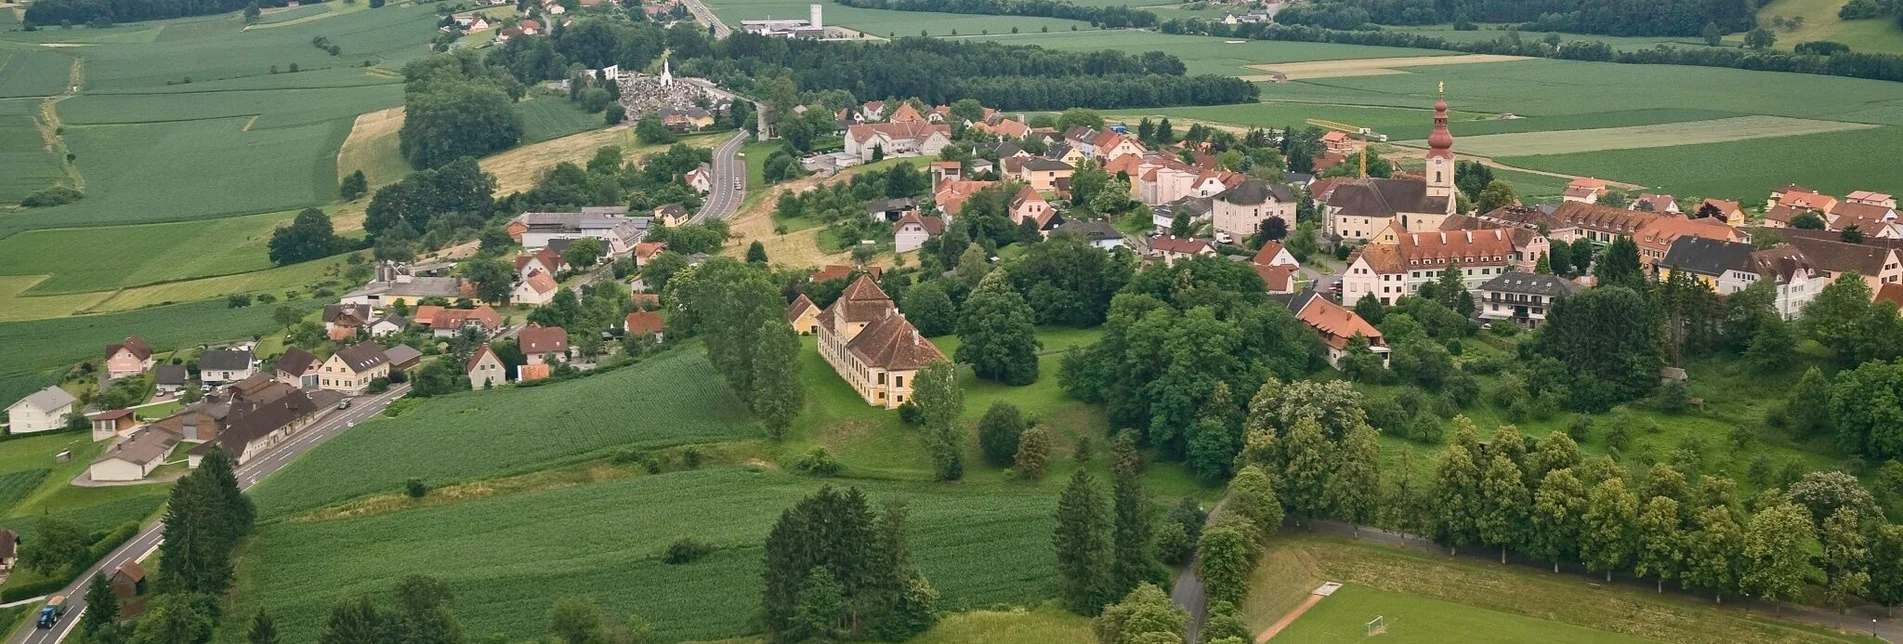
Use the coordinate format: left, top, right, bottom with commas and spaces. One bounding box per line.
90, 427, 181, 482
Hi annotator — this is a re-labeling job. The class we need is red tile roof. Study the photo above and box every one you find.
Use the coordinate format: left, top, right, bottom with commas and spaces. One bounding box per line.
518, 324, 569, 355
624, 311, 663, 336
1296, 295, 1383, 350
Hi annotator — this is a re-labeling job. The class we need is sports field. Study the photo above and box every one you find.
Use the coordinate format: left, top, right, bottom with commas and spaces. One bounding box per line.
1413, 115, 1876, 157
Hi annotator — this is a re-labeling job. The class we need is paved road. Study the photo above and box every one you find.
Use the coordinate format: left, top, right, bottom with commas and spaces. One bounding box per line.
1171, 496, 1227, 643
694, 131, 750, 224
8, 385, 410, 644
678, 0, 731, 38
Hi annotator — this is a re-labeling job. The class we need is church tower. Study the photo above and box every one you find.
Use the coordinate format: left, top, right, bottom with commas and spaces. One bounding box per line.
660, 57, 673, 87
1424, 83, 1456, 205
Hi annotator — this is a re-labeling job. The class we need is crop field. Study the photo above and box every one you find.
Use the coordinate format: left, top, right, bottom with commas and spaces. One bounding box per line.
249, 349, 765, 517
0, 44, 75, 98
1275, 584, 1657, 644
0, 209, 295, 294
959, 30, 1452, 76
0, 298, 317, 404
58, 82, 402, 129
1415, 115, 1876, 157
1245, 54, 1530, 80
706, 0, 1091, 37
0, 98, 63, 204
58, 5, 442, 91
516, 94, 607, 144
1248, 535, 1875, 644
1109, 100, 1490, 134
336, 107, 408, 188
1500, 124, 1903, 197
1380, 24, 1706, 51
228, 467, 1063, 643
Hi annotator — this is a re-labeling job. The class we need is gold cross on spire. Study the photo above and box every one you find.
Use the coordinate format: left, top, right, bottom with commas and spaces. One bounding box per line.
1438, 81, 1444, 95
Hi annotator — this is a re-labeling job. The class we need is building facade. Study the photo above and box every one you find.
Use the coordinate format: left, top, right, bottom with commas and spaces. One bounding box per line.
814, 277, 945, 409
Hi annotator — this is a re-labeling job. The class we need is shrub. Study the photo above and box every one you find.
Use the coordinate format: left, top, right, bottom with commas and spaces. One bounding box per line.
663, 537, 714, 564
1657, 378, 1691, 414
683, 446, 703, 469
794, 448, 841, 477
20, 185, 84, 208
1155, 522, 1193, 566
405, 478, 429, 498
896, 400, 923, 425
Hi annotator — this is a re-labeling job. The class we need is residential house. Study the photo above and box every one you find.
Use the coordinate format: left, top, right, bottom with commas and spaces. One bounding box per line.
6, 386, 75, 434
318, 343, 390, 394
1341, 229, 1517, 305
1088, 131, 1145, 161
1052, 220, 1125, 250
867, 197, 918, 222
505, 209, 648, 256
368, 313, 407, 338
815, 277, 946, 409
1320, 130, 1355, 153
1476, 271, 1582, 329
1634, 215, 1748, 268
1481, 201, 1663, 246
933, 180, 995, 218
1748, 247, 1826, 319
1006, 158, 1074, 192
186, 388, 336, 466
893, 213, 944, 253
655, 203, 690, 227
323, 304, 374, 340
104, 336, 155, 379
513, 269, 561, 306
1781, 228, 1903, 289
1563, 177, 1608, 204
1632, 193, 1680, 214
154, 365, 189, 393
384, 345, 423, 372
515, 248, 565, 280
634, 241, 668, 267
624, 310, 664, 341
1699, 198, 1748, 227
88, 409, 138, 441
1289, 291, 1388, 369
812, 265, 882, 283
1151, 195, 1213, 232
518, 325, 570, 367
1008, 187, 1057, 231
1255, 263, 1298, 294
1253, 241, 1297, 269
426, 306, 503, 338
657, 106, 715, 131
1149, 237, 1215, 265
89, 427, 180, 482
340, 262, 477, 307
1827, 199, 1902, 238
1211, 179, 1296, 240
0, 530, 16, 573
685, 163, 713, 194
1434, 215, 1550, 271
843, 122, 952, 161
787, 294, 821, 335
929, 160, 961, 186
1655, 236, 1761, 290
467, 344, 507, 389
1768, 184, 1839, 213
197, 348, 257, 385
275, 347, 322, 390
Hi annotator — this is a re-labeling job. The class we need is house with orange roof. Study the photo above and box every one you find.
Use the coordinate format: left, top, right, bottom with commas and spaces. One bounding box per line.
1341, 229, 1518, 305
811, 264, 882, 283
933, 179, 995, 218
1255, 264, 1298, 294
1631, 193, 1680, 214
887, 103, 926, 124
1253, 241, 1297, 268
1768, 184, 1839, 213
634, 241, 668, 267
429, 306, 502, 338
844, 122, 951, 162
1008, 187, 1056, 231
512, 269, 561, 306
1698, 198, 1747, 227
1148, 236, 1215, 265
1634, 215, 1748, 268
815, 276, 946, 408
105, 336, 155, 379
518, 324, 570, 366
1090, 131, 1145, 161
1320, 130, 1356, 153
515, 248, 564, 280
787, 294, 821, 335
1289, 291, 1388, 369
1563, 178, 1608, 204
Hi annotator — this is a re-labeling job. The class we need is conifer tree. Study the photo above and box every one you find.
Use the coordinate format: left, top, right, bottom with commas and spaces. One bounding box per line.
79, 573, 122, 644
1054, 470, 1114, 615
1109, 435, 1160, 596
248, 610, 281, 644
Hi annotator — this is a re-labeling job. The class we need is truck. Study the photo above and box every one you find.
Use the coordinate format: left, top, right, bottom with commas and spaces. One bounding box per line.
37, 595, 66, 629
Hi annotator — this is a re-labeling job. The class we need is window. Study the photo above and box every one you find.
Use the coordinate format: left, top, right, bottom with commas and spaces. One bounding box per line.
878, 373, 887, 385
895, 375, 904, 388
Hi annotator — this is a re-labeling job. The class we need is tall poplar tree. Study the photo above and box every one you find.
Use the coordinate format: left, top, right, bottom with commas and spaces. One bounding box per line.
1326, 425, 1381, 532
750, 320, 804, 440
1054, 470, 1114, 615
912, 360, 965, 481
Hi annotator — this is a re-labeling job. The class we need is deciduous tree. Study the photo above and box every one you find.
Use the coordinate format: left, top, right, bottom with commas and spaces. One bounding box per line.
1634, 496, 1684, 592
1742, 501, 1817, 605
913, 360, 965, 481
956, 270, 1041, 385
1581, 477, 1638, 581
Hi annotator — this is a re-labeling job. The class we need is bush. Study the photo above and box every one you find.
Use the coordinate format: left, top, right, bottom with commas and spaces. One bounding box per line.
1657, 378, 1691, 413
88, 522, 139, 560
896, 400, 923, 425
793, 447, 841, 477
21, 185, 84, 208
682, 446, 703, 469
368, 377, 390, 394
1, 577, 70, 603
663, 537, 714, 564
405, 478, 429, 498
1155, 522, 1193, 565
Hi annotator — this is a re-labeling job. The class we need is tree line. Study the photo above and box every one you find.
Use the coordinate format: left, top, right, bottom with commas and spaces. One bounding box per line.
306, 576, 661, 644
663, 258, 805, 440
23, 0, 316, 27
832, 0, 1158, 28
1154, 19, 1903, 84
1272, 0, 1754, 36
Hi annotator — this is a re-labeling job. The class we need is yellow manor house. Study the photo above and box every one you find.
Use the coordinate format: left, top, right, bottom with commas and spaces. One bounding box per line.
808, 276, 945, 408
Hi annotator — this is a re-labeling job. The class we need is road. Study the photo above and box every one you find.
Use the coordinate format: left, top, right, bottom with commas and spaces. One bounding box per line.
693, 131, 750, 224
1170, 496, 1227, 644
678, 0, 731, 39
8, 385, 410, 644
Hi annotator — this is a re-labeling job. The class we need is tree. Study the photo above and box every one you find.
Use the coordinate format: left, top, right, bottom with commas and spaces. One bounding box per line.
750, 320, 804, 440
1634, 496, 1685, 592
1702, 21, 1723, 45
21, 517, 89, 575
1792, 211, 1828, 229
1475, 179, 1518, 214
1530, 468, 1587, 572
1745, 316, 1797, 371
319, 596, 384, 644
1867, 524, 1903, 616
340, 170, 369, 201
1228, 465, 1283, 542
977, 402, 1027, 467
1478, 454, 1530, 563
1432, 441, 1482, 554
746, 240, 768, 264
1592, 236, 1645, 291
1786, 470, 1881, 530
956, 270, 1041, 385
913, 360, 965, 481
79, 573, 122, 644
1196, 521, 1255, 606
1054, 470, 1114, 615
399, 66, 523, 169
550, 596, 608, 644
1742, 501, 1817, 605
1328, 425, 1382, 532
1155, 117, 1175, 144
636, 115, 676, 144
1830, 360, 1903, 460
243, 2, 260, 23
1570, 238, 1595, 275
131, 593, 213, 644
1684, 505, 1744, 602
1744, 27, 1777, 49
1533, 285, 1660, 411
268, 207, 339, 266
462, 258, 513, 304
247, 610, 280, 644
1015, 426, 1053, 479
1580, 477, 1638, 581
1109, 434, 1161, 597
1281, 417, 1335, 524
1093, 584, 1186, 644
1821, 506, 1871, 614
562, 237, 604, 268
900, 279, 956, 337
1805, 273, 1878, 362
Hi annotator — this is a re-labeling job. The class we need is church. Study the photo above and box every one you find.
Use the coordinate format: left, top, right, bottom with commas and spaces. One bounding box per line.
1322, 91, 1460, 242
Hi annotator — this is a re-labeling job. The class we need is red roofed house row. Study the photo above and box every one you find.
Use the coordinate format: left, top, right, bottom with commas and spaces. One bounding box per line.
1341, 229, 1518, 305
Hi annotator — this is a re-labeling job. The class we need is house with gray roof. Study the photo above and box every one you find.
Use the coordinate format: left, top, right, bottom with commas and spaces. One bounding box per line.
197, 348, 257, 385
1476, 271, 1583, 329
154, 365, 190, 393
89, 427, 180, 482
1213, 179, 1297, 241
6, 386, 76, 434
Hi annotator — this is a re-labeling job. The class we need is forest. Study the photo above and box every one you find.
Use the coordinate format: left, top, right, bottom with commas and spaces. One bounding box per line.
21, 0, 320, 26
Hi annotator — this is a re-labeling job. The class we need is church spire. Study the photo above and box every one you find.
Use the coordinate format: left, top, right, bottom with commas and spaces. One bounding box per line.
660, 56, 673, 87
1426, 81, 1454, 161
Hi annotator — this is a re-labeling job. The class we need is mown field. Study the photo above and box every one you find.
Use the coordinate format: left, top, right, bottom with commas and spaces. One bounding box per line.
249, 349, 766, 517
0, 98, 63, 203
228, 467, 1063, 643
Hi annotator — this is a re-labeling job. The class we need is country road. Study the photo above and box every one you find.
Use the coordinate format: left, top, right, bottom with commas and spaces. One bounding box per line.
7, 385, 411, 644
678, 0, 731, 39
694, 131, 750, 224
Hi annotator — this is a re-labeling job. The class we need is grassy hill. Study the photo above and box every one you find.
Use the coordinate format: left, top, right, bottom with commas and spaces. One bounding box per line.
1758, 0, 1903, 53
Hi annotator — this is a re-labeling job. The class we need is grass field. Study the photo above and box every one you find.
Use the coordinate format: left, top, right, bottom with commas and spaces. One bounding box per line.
516, 94, 607, 144
248, 348, 765, 517
0, 98, 64, 203
1499, 125, 1903, 197
1758, 0, 1903, 53
1245, 54, 1530, 80
0, 209, 297, 294
228, 467, 1064, 643
1247, 534, 1876, 644
0, 44, 76, 98
335, 106, 408, 188
1275, 584, 1656, 643
907, 609, 1092, 644
1417, 115, 1876, 157
958, 30, 1452, 76
709, 0, 1091, 37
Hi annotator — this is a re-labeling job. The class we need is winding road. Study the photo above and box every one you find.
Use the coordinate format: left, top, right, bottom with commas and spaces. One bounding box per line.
693, 130, 750, 224
6, 385, 410, 644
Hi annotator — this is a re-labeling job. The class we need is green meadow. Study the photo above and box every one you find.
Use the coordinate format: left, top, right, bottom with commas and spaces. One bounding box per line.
0, 209, 296, 294
0, 98, 64, 203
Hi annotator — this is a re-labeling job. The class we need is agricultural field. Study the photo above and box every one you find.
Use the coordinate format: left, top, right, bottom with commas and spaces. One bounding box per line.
1419, 115, 1876, 158
704, 0, 1092, 36
0, 209, 298, 294
516, 94, 610, 144
335, 107, 408, 189
1247, 534, 1878, 644
960, 29, 1453, 76
227, 467, 1064, 643
1757, 0, 1903, 53
248, 349, 766, 517
0, 98, 64, 204
908, 609, 1093, 644
1499, 124, 1903, 198
0, 43, 76, 98
1245, 54, 1531, 80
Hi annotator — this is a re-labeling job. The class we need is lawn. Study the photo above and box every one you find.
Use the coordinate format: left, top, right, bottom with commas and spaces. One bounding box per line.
0, 209, 298, 294
515, 94, 607, 144
0, 98, 64, 204
247, 348, 766, 518
226, 467, 1066, 643
1247, 534, 1877, 644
